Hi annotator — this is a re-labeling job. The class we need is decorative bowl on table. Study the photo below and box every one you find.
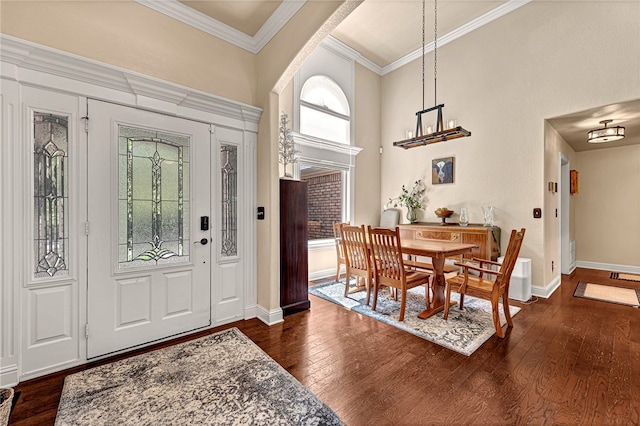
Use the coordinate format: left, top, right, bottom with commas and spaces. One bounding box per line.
434, 208, 454, 225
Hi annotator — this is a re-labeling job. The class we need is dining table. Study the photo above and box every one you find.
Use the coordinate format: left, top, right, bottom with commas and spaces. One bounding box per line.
400, 238, 478, 319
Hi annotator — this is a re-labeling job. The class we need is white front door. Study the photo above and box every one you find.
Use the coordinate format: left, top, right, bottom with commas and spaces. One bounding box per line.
87, 100, 212, 358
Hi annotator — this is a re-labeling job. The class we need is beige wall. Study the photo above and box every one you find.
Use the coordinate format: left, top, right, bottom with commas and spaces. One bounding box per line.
1, 0, 258, 106
354, 63, 382, 227
575, 145, 640, 267
255, 1, 363, 311
380, 1, 640, 290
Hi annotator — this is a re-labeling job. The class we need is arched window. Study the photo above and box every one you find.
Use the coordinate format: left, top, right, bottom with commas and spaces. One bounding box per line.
299, 75, 350, 144
292, 44, 361, 248
294, 73, 360, 245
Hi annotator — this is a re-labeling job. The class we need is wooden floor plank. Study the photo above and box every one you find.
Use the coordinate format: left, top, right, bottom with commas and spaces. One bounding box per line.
8, 267, 640, 425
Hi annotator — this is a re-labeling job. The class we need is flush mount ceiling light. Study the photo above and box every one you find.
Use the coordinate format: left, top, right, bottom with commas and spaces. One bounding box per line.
393, 0, 470, 149
587, 119, 625, 143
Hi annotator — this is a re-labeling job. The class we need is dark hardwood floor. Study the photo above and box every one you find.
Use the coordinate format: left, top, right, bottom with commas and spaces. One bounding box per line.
8, 268, 640, 425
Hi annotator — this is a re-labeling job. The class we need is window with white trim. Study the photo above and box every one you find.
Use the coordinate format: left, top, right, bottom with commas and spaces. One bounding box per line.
298, 75, 350, 242
300, 75, 350, 145
294, 44, 360, 247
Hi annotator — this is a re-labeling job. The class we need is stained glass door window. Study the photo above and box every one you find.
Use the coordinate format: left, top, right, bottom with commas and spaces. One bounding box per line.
220, 144, 237, 257
33, 112, 69, 278
118, 125, 190, 269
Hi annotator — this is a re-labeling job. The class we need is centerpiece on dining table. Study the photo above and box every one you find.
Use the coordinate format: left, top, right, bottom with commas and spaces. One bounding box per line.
388, 180, 426, 223
434, 207, 454, 225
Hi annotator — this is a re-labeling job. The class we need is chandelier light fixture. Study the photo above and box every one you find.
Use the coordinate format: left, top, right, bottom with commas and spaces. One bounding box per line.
393, 0, 471, 149
587, 119, 625, 143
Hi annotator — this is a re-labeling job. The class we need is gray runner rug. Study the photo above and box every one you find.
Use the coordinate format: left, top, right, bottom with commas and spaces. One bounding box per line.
55, 328, 342, 425
310, 280, 520, 356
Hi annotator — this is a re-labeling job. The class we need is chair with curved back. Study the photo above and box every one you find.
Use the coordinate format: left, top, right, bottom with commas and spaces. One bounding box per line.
444, 228, 526, 338
340, 225, 374, 305
333, 222, 349, 282
367, 226, 432, 321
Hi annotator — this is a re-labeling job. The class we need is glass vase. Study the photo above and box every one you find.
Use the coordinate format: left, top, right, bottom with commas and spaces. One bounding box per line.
482, 206, 495, 227
406, 207, 418, 223
459, 207, 469, 227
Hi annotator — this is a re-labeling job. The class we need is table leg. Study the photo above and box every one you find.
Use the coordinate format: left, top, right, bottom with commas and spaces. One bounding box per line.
417, 257, 456, 319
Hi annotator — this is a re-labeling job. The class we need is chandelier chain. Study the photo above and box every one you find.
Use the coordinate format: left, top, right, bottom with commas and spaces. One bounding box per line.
434, 0, 438, 106
422, 0, 425, 111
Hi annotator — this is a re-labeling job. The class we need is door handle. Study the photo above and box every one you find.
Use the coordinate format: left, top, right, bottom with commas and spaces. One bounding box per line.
194, 238, 209, 245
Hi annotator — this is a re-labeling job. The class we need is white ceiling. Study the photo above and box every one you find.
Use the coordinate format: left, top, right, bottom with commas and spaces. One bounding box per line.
330, 0, 505, 68
178, 1, 282, 37
547, 99, 640, 152
136, 0, 638, 150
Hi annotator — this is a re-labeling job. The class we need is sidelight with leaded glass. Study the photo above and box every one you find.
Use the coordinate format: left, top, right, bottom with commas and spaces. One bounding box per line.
220, 144, 237, 257
33, 112, 69, 278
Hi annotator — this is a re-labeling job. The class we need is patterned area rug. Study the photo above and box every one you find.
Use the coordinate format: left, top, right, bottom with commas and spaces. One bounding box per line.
610, 272, 640, 283
309, 281, 520, 356
574, 281, 640, 308
55, 328, 342, 425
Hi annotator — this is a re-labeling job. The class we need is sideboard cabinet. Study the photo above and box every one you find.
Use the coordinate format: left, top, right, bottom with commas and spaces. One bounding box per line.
399, 223, 501, 261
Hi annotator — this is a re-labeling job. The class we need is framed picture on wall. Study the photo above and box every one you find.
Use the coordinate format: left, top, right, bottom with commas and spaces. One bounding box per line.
432, 157, 454, 184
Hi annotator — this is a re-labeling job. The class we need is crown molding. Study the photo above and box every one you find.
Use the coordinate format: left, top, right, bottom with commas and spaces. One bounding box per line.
0, 35, 262, 128
134, 0, 528, 74
381, 0, 532, 75
253, 1, 307, 52
322, 36, 383, 75
134, 0, 306, 54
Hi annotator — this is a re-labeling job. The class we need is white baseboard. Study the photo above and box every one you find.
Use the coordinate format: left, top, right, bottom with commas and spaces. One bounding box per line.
0, 365, 19, 388
243, 305, 258, 320
309, 267, 340, 282
531, 275, 561, 299
576, 261, 640, 275
256, 304, 284, 326
19, 358, 88, 383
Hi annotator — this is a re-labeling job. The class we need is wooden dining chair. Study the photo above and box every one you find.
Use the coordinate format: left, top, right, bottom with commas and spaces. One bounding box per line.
333, 222, 349, 282
367, 226, 432, 321
444, 228, 526, 338
341, 225, 374, 305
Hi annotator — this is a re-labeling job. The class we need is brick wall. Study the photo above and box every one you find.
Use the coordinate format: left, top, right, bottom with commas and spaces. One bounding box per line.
302, 172, 342, 240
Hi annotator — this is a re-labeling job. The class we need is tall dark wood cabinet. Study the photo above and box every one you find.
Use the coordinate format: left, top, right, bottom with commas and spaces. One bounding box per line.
280, 179, 310, 316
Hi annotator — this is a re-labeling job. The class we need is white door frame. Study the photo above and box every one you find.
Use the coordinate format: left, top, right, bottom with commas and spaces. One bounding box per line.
559, 153, 572, 275
0, 35, 261, 385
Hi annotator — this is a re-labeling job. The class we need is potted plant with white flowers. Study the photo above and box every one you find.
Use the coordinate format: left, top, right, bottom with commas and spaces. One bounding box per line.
388, 180, 426, 223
